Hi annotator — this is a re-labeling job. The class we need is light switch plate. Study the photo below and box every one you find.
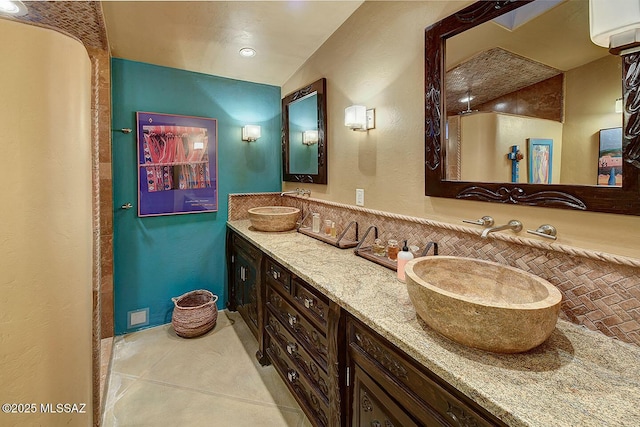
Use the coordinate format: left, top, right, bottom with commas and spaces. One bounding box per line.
356, 188, 365, 206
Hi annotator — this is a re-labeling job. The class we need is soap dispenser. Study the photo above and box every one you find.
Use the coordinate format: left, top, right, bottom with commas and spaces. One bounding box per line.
397, 240, 414, 282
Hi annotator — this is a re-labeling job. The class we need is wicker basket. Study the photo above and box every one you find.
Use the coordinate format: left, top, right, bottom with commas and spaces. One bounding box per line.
171, 289, 219, 338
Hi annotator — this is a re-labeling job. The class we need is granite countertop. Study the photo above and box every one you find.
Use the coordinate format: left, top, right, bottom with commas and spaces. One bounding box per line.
228, 220, 640, 427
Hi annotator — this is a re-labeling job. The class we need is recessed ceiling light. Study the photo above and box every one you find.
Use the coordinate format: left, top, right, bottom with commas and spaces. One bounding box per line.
0, 0, 28, 16
239, 47, 256, 58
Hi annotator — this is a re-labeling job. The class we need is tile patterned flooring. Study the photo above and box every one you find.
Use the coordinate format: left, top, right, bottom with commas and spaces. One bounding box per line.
102, 310, 310, 426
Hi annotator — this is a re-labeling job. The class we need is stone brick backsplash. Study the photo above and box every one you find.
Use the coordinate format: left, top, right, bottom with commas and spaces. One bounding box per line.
229, 193, 640, 347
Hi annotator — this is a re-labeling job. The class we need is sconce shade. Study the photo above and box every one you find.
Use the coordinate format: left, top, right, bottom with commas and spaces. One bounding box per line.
242, 125, 261, 142
590, 0, 640, 51
345, 105, 367, 130
0, 0, 27, 16
303, 130, 319, 145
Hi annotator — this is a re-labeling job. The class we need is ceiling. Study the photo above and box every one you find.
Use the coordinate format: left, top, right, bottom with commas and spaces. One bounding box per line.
7, 1, 363, 87
101, 1, 364, 87
445, 0, 610, 114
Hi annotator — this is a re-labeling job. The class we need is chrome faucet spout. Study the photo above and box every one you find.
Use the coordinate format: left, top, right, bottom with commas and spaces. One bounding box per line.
480, 220, 523, 239
280, 188, 311, 197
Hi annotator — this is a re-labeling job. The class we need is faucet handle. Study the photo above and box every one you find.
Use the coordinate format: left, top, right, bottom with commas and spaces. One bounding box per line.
463, 216, 494, 227
527, 224, 557, 240
507, 220, 523, 232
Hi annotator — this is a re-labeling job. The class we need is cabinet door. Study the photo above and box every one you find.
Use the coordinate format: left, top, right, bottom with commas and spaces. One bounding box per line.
352, 364, 420, 427
236, 248, 259, 336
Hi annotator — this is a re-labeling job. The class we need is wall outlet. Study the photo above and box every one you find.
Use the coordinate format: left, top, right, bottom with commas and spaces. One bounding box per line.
355, 188, 365, 206
128, 308, 149, 328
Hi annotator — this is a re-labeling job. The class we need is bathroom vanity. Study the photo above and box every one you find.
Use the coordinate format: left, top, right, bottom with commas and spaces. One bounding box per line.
226, 220, 640, 427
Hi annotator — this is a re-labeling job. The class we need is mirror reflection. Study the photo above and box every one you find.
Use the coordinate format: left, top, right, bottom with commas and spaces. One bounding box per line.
288, 92, 319, 175
444, 0, 622, 187
282, 78, 327, 184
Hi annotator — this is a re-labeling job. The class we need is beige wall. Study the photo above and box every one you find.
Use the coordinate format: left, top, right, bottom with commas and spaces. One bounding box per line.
0, 19, 93, 426
282, 1, 640, 259
458, 112, 563, 183
563, 55, 622, 185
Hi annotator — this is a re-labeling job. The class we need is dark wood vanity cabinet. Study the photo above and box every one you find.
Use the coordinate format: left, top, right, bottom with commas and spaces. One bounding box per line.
226, 230, 263, 341
226, 228, 505, 427
264, 256, 345, 427
347, 316, 507, 427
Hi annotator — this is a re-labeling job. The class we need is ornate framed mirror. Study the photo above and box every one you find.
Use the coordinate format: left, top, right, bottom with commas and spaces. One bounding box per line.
425, 0, 640, 215
282, 78, 327, 184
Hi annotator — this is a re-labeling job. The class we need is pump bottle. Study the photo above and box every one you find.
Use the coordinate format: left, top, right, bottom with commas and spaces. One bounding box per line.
397, 240, 414, 282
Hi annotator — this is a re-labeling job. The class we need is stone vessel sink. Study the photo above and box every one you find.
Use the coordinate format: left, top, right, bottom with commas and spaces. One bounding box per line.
247, 206, 300, 232
405, 256, 562, 353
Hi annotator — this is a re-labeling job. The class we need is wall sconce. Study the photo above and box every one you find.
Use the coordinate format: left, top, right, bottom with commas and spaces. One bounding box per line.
242, 125, 261, 142
590, 0, 640, 54
0, 0, 28, 16
344, 105, 375, 131
302, 130, 319, 146
615, 97, 623, 113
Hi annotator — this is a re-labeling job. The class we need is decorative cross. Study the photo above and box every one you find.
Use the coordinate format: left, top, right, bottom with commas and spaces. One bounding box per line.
507, 145, 524, 183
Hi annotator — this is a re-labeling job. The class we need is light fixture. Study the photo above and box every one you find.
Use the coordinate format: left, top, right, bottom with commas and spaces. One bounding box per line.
344, 105, 375, 131
302, 130, 319, 146
616, 97, 624, 113
459, 92, 477, 115
239, 47, 256, 58
242, 125, 261, 142
590, 0, 640, 53
0, 0, 27, 16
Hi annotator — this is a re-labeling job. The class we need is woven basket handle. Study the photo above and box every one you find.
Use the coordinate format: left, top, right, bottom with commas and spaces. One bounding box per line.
171, 291, 218, 308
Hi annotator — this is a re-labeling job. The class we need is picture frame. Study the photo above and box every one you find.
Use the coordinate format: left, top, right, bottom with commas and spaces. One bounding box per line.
527, 138, 553, 184
597, 127, 623, 187
136, 112, 218, 217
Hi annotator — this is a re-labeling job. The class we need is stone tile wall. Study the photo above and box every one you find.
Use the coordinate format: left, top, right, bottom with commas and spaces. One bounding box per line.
229, 193, 640, 347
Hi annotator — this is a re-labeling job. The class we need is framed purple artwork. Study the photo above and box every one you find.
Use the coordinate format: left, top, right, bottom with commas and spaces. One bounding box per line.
137, 112, 218, 217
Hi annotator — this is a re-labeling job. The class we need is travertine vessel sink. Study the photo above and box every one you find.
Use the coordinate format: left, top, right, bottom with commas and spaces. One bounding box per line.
405, 256, 562, 353
247, 206, 300, 232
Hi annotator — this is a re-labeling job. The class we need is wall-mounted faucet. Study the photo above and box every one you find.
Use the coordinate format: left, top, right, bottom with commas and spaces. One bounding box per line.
480, 220, 522, 239
280, 188, 311, 197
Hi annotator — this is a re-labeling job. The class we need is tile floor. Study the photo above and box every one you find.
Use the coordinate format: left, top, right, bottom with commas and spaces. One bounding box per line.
102, 310, 311, 426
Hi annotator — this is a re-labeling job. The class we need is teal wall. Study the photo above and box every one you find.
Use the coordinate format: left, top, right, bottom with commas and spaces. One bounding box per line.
111, 59, 281, 335
289, 94, 319, 175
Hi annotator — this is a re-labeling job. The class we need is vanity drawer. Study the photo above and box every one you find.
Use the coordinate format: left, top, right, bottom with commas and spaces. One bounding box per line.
265, 258, 291, 293
292, 277, 329, 331
232, 233, 261, 261
352, 363, 421, 427
266, 310, 330, 402
266, 284, 328, 371
348, 318, 505, 427
266, 331, 329, 427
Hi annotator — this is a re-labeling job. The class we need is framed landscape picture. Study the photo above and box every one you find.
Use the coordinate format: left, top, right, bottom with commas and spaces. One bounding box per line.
597, 127, 623, 187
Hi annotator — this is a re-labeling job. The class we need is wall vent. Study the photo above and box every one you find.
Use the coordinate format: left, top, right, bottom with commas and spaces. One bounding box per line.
127, 308, 149, 329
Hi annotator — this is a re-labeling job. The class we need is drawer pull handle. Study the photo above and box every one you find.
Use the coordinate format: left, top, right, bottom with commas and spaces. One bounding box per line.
272, 270, 280, 280
287, 369, 298, 382
286, 342, 298, 355
371, 421, 381, 427
304, 298, 314, 308
288, 314, 298, 326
